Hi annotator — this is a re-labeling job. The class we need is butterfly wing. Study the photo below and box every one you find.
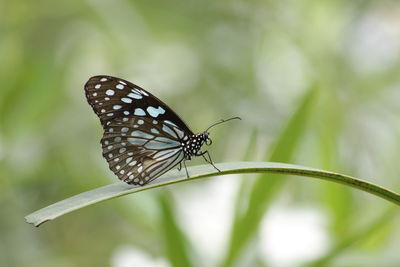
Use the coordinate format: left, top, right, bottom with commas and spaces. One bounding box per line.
101, 116, 186, 185
84, 75, 193, 133
84, 75, 191, 185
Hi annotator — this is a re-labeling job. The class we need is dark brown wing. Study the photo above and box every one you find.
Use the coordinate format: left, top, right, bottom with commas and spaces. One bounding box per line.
84, 75, 193, 134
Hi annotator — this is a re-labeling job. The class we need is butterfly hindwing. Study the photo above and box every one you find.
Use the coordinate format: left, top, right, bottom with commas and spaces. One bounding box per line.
102, 116, 188, 185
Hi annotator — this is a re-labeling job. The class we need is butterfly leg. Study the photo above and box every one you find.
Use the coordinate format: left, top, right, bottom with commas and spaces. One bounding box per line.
199, 151, 221, 172
183, 160, 190, 178
177, 162, 182, 171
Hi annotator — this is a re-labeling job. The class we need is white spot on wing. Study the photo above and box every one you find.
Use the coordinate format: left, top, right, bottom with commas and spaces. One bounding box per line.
106, 89, 114, 96
113, 105, 122, 110
116, 84, 124, 90
132, 89, 142, 95
147, 106, 165, 118
134, 108, 146, 116
95, 84, 101, 89
140, 90, 149, 96
151, 128, 160, 134
100, 78, 107, 82
128, 92, 142, 99
121, 98, 132, 103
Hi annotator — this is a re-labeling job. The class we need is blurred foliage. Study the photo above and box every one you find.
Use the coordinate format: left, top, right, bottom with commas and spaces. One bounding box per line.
224, 86, 317, 267
1, 0, 400, 266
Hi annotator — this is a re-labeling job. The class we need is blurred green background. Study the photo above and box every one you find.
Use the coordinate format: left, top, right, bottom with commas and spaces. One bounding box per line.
1, 0, 400, 266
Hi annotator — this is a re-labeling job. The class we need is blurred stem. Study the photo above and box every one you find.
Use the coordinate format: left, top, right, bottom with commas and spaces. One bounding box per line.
159, 191, 193, 267
306, 207, 398, 267
224, 86, 317, 267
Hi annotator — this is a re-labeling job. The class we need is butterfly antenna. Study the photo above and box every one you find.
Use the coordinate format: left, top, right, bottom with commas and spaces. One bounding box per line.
205, 117, 241, 132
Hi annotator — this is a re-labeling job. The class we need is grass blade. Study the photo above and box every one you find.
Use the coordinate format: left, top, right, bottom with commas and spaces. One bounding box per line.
25, 162, 400, 227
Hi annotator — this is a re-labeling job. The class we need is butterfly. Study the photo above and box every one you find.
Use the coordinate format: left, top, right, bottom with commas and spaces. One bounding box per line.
84, 75, 240, 186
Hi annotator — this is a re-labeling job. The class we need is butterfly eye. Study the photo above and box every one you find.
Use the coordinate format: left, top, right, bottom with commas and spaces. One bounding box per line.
206, 138, 212, 146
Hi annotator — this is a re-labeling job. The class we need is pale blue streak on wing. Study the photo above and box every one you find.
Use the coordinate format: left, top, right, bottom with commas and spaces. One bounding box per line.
127, 138, 147, 146
146, 151, 184, 181
162, 124, 178, 139
154, 148, 181, 161
145, 138, 180, 149
131, 130, 154, 139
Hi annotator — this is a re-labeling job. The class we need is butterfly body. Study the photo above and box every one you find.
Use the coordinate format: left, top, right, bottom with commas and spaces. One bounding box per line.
182, 133, 210, 160
84, 75, 225, 186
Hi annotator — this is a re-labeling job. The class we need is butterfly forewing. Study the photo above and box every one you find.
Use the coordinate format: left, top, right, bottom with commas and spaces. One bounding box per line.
84, 75, 192, 185
85, 76, 193, 133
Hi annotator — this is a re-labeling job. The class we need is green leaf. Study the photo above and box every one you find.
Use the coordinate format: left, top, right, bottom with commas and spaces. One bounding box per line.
25, 162, 400, 227
224, 87, 317, 266
159, 192, 193, 267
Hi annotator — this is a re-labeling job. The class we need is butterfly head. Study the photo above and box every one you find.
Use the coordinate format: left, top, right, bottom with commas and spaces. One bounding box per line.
201, 132, 212, 146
